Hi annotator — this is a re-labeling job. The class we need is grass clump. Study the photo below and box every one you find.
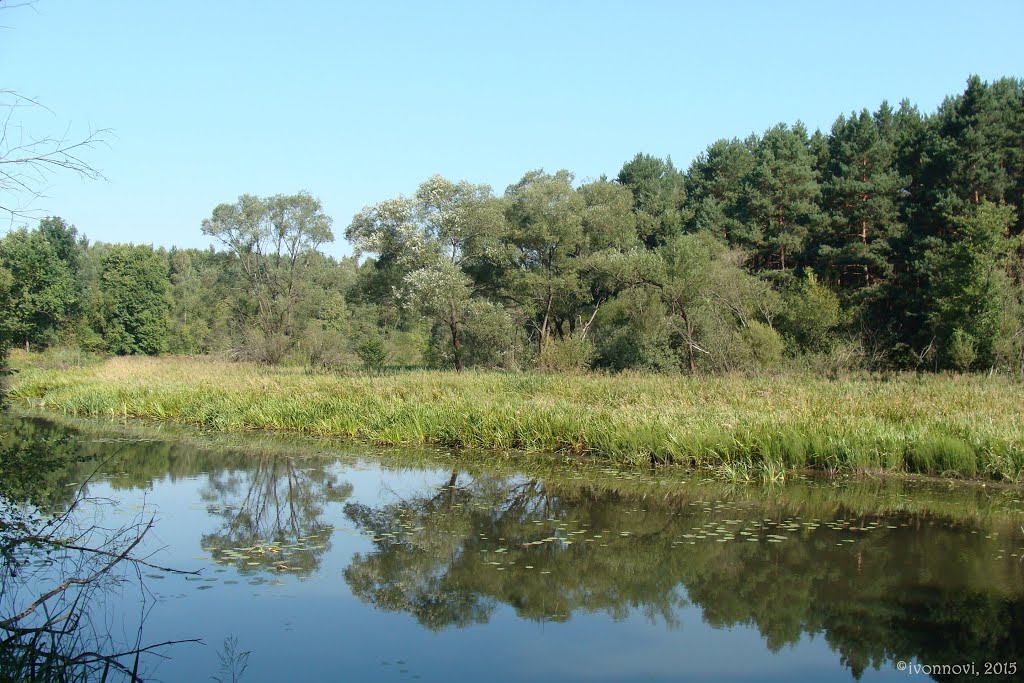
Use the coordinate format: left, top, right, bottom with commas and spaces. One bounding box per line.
7, 356, 1024, 481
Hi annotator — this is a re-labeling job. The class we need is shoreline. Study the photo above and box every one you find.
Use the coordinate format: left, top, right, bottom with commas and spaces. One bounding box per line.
7, 356, 1024, 484
6, 408, 1024, 533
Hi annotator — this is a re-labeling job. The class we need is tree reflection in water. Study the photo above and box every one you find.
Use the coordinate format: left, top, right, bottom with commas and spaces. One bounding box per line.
344, 469, 1024, 680
0, 416, 199, 682
199, 456, 352, 576
7, 414, 1024, 680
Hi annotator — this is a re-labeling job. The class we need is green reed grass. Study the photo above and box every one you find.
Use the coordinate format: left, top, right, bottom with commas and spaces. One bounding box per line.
8, 356, 1024, 481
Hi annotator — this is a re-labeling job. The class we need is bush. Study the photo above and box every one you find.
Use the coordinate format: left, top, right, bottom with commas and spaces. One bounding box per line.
947, 328, 978, 372
713, 321, 785, 372
536, 335, 595, 372
793, 339, 866, 377
593, 290, 677, 371
426, 301, 527, 370
235, 329, 292, 365
300, 324, 355, 370
778, 271, 842, 353
354, 333, 388, 370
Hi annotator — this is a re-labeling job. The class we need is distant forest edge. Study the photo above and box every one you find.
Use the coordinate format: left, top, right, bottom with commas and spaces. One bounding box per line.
2, 75, 1023, 375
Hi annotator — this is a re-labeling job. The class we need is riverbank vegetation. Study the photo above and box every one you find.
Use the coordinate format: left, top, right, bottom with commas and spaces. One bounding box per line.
1, 77, 1023, 376
9, 357, 1024, 481
17, 410, 1024, 528
3, 77, 1024, 484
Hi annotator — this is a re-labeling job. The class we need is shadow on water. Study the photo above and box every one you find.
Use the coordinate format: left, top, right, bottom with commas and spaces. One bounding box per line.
0, 413, 200, 681
3, 411, 1024, 681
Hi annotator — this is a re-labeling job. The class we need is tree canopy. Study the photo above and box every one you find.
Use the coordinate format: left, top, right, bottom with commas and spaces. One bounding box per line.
3, 76, 1023, 375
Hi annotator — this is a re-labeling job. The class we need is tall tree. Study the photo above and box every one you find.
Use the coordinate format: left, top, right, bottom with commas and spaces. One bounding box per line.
617, 154, 688, 248
925, 200, 1016, 369
502, 170, 593, 354
738, 124, 823, 272
202, 192, 334, 353
166, 247, 239, 354
37, 216, 84, 276
684, 137, 755, 243
818, 107, 906, 294
933, 76, 1024, 216
0, 227, 76, 350
95, 244, 172, 355
348, 176, 505, 370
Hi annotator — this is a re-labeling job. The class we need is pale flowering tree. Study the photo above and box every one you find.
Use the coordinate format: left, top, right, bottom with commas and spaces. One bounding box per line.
346, 197, 428, 270
414, 175, 504, 268
346, 175, 505, 370
400, 261, 473, 369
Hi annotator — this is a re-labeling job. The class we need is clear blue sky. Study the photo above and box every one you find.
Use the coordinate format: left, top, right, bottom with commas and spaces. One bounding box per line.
3, 0, 1022, 258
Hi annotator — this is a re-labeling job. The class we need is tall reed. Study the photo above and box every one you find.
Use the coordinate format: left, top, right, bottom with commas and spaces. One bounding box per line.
9, 357, 1024, 481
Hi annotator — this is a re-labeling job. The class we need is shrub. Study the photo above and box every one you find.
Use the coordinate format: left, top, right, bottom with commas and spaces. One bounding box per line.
537, 335, 595, 372
354, 333, 388, 370
947, 328, 978, 372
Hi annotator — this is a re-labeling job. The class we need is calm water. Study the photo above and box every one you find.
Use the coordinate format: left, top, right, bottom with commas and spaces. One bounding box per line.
3, 413, 1023, 682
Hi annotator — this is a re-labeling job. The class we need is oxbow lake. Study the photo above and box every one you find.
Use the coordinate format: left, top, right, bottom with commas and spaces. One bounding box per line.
3, 413, 1023, 682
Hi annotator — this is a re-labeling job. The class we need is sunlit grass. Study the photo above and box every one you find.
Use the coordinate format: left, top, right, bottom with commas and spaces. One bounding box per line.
8, 356, 1024, 481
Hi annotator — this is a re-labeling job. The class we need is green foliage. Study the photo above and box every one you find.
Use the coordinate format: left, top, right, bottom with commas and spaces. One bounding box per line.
347, 176, 505, 370
427, 299, 525, 370
202, 192, 334, 349
617, 153, 688, 247
778, 271, 842, 353
535, 334, 595, 372
355, 332, 388, 370
593, 288, 677, 371
685, 138, 756, 241
299, 322, 353, 370
948, 328, 978, 372
738, 123, 823, 272
926, 200, 1016, 368
236, 328, 291, 365
0, 227, 77, 350
37, 216, 84, 275
731, 321, 786, 371
502, 170, 590, 351
94, 244, 171, 355
166, 248, 236, 354
817, 107, 906, 295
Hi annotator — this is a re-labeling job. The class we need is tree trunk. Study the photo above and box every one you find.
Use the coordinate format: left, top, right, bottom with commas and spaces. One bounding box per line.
449, 319, 463, 372
681, 309, 695, 374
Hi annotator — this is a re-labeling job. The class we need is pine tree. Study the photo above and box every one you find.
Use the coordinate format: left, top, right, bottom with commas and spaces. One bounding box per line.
684, 137, 755, 243
818, 108, 906, 295
737, 124, 823, 273
616, 154, 689, 248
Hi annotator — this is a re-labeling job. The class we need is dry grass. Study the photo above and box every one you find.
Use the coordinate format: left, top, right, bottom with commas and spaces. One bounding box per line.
8, 356, 1024, 481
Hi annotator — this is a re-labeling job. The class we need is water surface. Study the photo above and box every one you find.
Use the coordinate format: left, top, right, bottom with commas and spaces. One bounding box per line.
3, 414, 1023, 681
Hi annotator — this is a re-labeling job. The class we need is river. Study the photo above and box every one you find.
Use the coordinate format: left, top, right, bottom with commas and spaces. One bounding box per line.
2, 413, 1022, 681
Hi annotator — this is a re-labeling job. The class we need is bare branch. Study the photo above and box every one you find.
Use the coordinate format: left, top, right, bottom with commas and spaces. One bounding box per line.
0, 519, 151, 630
0, 88, 110, 219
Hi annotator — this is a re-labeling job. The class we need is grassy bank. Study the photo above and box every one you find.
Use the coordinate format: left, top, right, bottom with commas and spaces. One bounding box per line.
7, 356, 1024, 481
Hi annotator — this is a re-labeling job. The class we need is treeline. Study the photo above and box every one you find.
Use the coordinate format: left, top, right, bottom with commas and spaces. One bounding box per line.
1, 76, 1022, 374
